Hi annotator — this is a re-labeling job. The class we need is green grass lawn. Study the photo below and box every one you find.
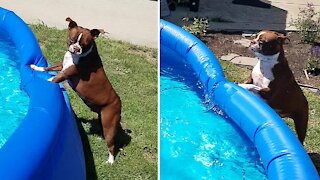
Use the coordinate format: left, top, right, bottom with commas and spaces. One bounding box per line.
220, 60, 320, 173
29, 23, 320, 178
30, 24, 158, 179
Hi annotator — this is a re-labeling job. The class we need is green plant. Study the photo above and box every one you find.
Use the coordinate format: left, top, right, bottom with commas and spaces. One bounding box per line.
307, 45, 320, 73
290, 3, 320, 44
307, 56, 319, 72
182, 17, 209, 37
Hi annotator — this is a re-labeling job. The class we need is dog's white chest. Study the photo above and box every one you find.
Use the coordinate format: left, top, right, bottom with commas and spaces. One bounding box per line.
62, 51, 80, 72
252, 53, 279, 88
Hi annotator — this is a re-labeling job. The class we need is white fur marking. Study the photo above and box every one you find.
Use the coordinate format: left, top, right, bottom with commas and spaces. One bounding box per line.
77, 33, 83, 42
62, 51, 80, 72
254, 31, 266, 41
107, 152, 115, 164
251, 53, 279, 88
249, 31, 266, 52
69, 33, 83, 55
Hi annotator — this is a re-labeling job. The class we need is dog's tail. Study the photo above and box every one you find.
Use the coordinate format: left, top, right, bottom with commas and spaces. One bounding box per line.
65, 17, 77, 29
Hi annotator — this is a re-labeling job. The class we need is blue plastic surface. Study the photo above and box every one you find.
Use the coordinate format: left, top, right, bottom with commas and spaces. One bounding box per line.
160, 19, 319, 179
0, 7, 85, 179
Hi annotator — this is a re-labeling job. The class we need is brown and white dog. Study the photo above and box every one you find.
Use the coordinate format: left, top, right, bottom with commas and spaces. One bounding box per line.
239, 30, 309, 144
30, 17, 121, 164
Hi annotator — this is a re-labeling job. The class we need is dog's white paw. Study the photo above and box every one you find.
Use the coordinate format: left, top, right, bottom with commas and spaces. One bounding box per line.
47, 77, 54, 82
238, 84, 263, 99
30, 64, 45, 72
239, 84, 262, 93
106, 153, 115, 164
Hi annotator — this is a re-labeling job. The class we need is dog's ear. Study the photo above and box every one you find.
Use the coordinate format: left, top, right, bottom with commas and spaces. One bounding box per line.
90, 29, 105, 38
66, 17, 78, 29
277, 33, 290, 44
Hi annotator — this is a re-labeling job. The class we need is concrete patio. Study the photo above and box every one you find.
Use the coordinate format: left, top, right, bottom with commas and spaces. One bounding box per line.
162, 0, 320, 31
0, 0, 158, 48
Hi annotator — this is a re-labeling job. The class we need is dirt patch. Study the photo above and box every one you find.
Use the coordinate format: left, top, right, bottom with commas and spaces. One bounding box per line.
202, 31, 320, 88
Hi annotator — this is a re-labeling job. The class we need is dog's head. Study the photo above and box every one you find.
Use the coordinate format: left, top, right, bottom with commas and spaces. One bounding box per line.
249, 30, 289, 56
65, 17, 104, 55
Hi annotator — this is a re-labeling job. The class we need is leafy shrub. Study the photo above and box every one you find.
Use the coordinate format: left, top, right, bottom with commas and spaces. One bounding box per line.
307, 56, 319, 73
290, 3, 320, 44
182, 17, 209, 37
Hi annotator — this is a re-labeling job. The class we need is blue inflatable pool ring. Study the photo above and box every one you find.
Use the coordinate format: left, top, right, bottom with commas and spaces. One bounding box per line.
160, 19, 319, 179
0, 7, 85, 179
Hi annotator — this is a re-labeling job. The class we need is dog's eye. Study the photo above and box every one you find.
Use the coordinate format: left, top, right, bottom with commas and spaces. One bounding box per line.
67, 37, 76, 45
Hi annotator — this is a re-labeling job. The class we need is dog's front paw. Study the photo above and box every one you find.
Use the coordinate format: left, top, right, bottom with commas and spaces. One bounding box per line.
47, 77, 54, 82
30, 64, 45, 72
239, 84, 262, 92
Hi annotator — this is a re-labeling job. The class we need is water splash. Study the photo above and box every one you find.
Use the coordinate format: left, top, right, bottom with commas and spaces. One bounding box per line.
160, 60, 267, 179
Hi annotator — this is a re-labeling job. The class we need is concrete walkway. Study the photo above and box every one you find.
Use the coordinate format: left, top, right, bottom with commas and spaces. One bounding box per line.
163, 0, 320, 31
0, 0, 158, 48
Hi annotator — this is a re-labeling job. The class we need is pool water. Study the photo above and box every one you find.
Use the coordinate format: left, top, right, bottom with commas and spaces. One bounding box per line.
160, 52, 267, 179
0, 30, 29, 148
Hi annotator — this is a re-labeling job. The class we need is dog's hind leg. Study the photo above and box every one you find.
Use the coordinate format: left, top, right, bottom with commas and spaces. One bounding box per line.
100, 101, 121, 164
292, 106, 309, 144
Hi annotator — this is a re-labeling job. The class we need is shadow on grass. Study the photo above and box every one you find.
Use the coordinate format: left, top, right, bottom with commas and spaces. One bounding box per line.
74, 115, 98, 180
309, 153, 320, 174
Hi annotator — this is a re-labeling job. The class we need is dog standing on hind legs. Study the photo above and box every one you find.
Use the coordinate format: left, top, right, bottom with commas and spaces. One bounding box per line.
30, 17, 122, 164
239, 30, 309, 144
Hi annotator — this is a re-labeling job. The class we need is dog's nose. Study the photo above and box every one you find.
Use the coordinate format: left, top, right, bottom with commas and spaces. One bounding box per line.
249, 40, 256, 47
74, 46, 80, 52
69, 44, 82, 55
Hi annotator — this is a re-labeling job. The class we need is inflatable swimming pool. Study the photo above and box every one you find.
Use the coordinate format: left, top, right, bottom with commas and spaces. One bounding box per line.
0, 7, 85, 179
160, 19, 319, 179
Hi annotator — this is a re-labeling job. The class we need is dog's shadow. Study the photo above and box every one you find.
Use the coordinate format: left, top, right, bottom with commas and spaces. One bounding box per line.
79, 117, 132, 150
75, 114, 132, 179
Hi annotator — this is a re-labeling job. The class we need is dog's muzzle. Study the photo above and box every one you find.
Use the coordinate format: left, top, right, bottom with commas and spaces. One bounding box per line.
69, 33, 83, 55
249, 31, 266, 53
249, 40, 259, 52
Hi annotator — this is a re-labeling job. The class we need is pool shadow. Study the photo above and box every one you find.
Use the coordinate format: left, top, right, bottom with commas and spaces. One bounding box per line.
74, 114, 98, 180
309, 153, 320, 173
